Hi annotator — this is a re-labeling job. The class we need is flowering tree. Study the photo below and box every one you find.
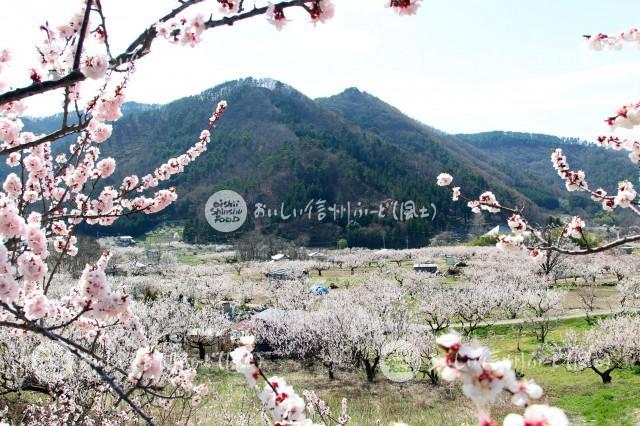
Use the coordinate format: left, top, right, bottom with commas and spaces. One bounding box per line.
617, 277, 640, 311
0, 0, 429, 423
554, 315, 640, 384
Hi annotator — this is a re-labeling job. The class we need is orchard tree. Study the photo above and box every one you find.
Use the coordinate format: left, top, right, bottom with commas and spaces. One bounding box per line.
524, 284, 565, 344
417, 283, 457, 332
617, 277, 640, 311
557, 315, 640, 384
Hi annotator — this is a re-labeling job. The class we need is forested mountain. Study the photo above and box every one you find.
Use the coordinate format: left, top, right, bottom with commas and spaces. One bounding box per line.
17, 78, 632, 247
457, 131, 638, 217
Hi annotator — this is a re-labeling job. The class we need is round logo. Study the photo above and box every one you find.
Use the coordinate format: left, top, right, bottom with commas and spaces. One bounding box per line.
205, 190, 247, 233
380, 339, 422, 383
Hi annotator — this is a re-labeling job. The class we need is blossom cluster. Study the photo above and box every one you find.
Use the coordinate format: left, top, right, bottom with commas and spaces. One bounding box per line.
434, 332, 568, 426
595, 135, 640, 163
603, 100, 640, 130
388, 0, 422, 16
128, 346, 164, 384
230, 336, 260, 386
230, 336, 314, 425
585, 28, 640, 51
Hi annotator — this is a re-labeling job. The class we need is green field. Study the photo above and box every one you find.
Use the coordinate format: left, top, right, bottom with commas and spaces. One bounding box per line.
193, 317, 640, 425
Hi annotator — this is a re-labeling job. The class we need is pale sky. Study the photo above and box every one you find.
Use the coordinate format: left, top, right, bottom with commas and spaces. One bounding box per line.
2, 0, 640, 140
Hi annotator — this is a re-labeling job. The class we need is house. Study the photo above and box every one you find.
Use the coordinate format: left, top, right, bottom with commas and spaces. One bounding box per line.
266, 268, 293, 279
413, 263, 438, 273
483, 225, 512, 237
115, 236, 136, 246
621, 245, 635, 254
270, 253, 287, 262
308, 251, 327, 259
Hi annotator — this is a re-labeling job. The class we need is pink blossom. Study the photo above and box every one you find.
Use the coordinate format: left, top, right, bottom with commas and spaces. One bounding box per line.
503, 404, 569, 426
81, 54, 108, 79
0, 48, 11, 67
54, 235, 78, 256
78, 265, 109, 301
51, 220, 69, 236
0, 274, 18, 303
479, 191, 500, 213
507, 214, 527, 234
121, 175, 139, 191
436, 331, 461, 351
562, 216, 585, 239
614, 180, 636, 208
179, 30, 200, 47
209, 101, 227, 127
17, 252, 47, 281
0, 203, 26, 238
467, 200, 481, 214
591, 188, 607, 201
510, 380, 544, 407
26, 224, 48, 258
0, 100, 27, 116
266, 3, 289, 30
0, 117, 23, 144
24, 292, 49, 320
452, 186, 461, 201
96, 157, 116, 178
529, 249, 544, 263
389, 0, 422, 16
259, 376, 309, 424
230, 337, 259, 387
94, 94, 125, 122
217, 0, 238, 14
496, 235, 524, 252
190, 14, 206, 35
6, 153, 20, 167
436, 173, 453, 186
308, 0, 335, 24
2, 173, 21, 197
145, 188, 177, 213
193, 384, 208, 395
88, 120, 113, 143
129, 346, 164, 383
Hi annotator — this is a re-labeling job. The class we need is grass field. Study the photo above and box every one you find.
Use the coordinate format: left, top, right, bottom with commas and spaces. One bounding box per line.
193, 317, 640, 425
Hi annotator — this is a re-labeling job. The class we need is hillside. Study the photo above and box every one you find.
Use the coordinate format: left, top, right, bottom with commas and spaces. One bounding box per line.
457, 131, 638, 217
97, 78, 536, 247
15, 79, 632, 247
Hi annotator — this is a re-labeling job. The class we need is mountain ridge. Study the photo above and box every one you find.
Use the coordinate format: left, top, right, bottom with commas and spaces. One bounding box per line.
12, 77, 632, 246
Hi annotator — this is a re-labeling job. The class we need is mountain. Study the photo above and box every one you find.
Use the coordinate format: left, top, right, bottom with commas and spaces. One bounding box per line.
15, 79, 633, 247
316, 88, 557, 214
457, 131, 638, 217
96, 77, 531, 247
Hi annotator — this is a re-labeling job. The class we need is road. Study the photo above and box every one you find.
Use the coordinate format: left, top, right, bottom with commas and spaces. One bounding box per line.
449, 307, 640, 329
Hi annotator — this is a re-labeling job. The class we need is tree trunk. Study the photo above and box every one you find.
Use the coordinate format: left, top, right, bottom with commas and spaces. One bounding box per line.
516, 324, 523, 352
324, 362, 335, 380
197, 342, 206, 360
363, 357, 380, 383
592, 366, 614, 384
